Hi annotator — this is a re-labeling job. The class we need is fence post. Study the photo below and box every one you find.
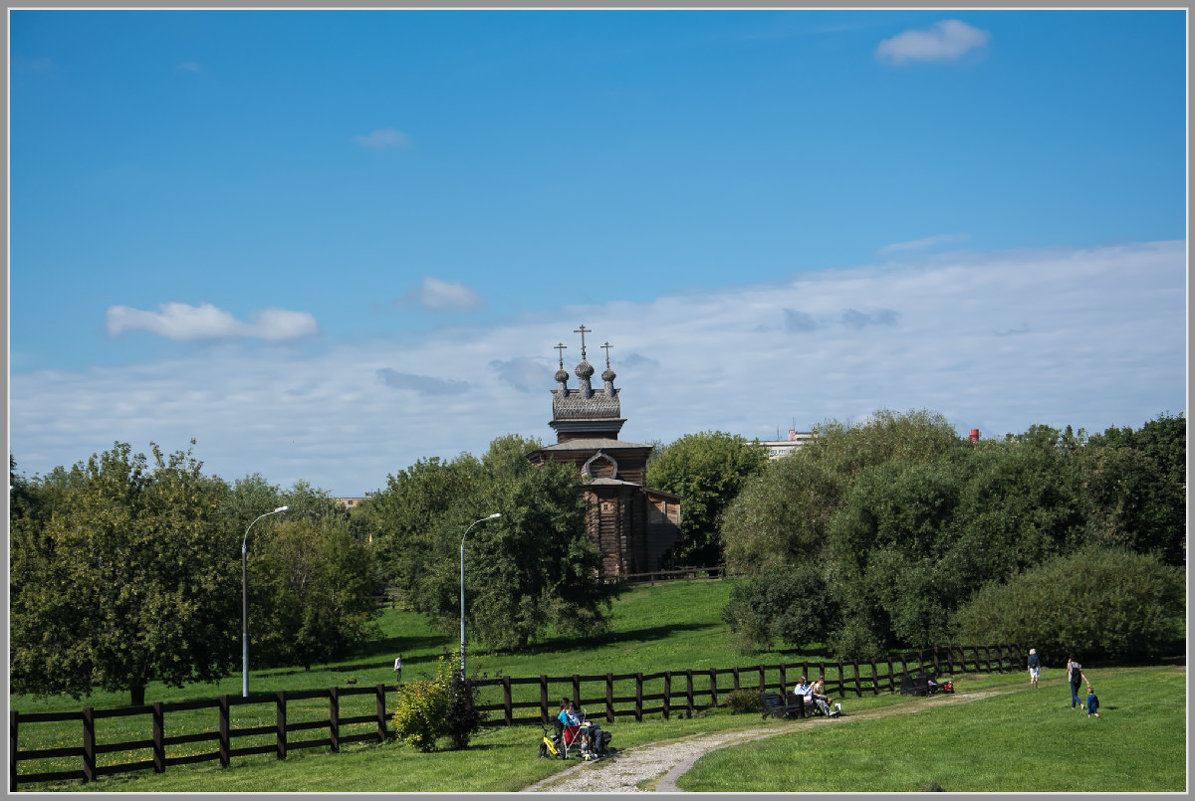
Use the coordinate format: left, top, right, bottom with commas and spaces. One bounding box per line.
869, 661, 880, 695
663, 672, 672, 721
685, 671, 695, 717
605, 674, 615, 723
329, 687, 340, 753
757, 664, 766, 693
853, 661, 862, 697
217, 696, 230, 768
708, 668, 718, 709
634, 673, 644, 722
375, 685, 387, 744
276, 691, 288, 759
539, 675, 549, 724
837, 660, 845, 696
10, 711, 17, 793
732, 667, 741, 691
82, 706, 96, 783
502, 676, 513, 727
571, 674, 581, 712
779, 664, 788, 694
152, 702, 165, 773
933, 645, 940, 674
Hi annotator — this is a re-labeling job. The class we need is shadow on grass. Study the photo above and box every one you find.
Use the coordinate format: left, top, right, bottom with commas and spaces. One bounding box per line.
504, 623, 718, 658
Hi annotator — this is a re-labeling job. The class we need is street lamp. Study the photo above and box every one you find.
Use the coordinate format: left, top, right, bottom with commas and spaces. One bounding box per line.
460, 513, 501, 676
242, 505, 289, 698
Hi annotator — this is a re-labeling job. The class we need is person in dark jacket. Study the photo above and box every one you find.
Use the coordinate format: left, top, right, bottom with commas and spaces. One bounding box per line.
1027, 648, 1041, 688
1066, 655, 1088, 709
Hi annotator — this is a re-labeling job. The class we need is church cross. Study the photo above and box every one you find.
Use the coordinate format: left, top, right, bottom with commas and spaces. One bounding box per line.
601, 341, 613, 368
573, 324, 591, 359
554, 342, 567, 369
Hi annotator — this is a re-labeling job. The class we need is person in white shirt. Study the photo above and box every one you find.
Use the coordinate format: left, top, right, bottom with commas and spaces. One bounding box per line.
792, 675, 815, 709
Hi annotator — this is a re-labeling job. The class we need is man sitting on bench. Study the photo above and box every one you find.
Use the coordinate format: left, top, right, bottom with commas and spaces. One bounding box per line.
792, 675, 816, 711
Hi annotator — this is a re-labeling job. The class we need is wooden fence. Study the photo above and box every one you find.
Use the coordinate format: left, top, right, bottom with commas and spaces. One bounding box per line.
621, 566, 724, 585
11, 643, 1020, 790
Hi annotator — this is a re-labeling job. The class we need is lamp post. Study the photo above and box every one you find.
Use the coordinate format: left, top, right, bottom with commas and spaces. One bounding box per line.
460, 513, 501, 676
242, 505, 289, 698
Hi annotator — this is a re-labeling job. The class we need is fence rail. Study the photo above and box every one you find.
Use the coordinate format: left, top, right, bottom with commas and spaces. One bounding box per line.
11, 643, 1020, 790
619, 566, 724, 585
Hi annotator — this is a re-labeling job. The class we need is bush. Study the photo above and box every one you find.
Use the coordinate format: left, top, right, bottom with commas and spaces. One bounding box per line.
721, 564, 837, 654
391, 650, 477, 752
391, 675, 449, 752
725, 688, 762, 714
444, 671, 486, 750
953, 546, 1184, 665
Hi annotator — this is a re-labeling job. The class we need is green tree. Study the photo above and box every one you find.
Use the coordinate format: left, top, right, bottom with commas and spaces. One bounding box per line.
1089, 412, 1186, 488
249, 516, 384, 670
415, 437, 613, 652
827, 460, 963, 654
1077, 444, 1185, 565
353, 454, 482, 595
646, 430, 769, 567
721, 409, 963, 577
721, 563, 837, 654
11, 442, 235, 705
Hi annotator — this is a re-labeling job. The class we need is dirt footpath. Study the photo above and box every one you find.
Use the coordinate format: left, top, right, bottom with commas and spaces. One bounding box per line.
521, 690, 1005, 793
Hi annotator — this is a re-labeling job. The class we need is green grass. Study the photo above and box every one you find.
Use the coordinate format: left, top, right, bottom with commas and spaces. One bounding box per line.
11, 578, 1186, 792
677, 666, 1187, 793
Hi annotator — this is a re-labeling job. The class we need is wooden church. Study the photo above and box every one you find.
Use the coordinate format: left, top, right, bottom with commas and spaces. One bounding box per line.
526, 325, 683, 581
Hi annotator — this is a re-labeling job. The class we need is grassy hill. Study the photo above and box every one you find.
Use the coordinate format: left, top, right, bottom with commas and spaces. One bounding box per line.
12, 578, 1187, 792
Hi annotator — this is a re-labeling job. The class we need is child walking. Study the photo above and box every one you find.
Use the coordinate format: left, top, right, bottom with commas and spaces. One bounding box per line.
1086, 684, 1100, 718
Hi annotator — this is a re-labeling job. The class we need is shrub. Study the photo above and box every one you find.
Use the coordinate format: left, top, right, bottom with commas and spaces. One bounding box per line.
444, 671, 486, 750
953, 546, 1184, 665
391, 676, 449, 752
721, 564, 837, 654
725, 688, 762, 714
391, 649, 487, 752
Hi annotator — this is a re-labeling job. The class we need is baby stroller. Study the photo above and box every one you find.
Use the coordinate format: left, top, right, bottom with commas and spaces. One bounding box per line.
538, 709, 613, 760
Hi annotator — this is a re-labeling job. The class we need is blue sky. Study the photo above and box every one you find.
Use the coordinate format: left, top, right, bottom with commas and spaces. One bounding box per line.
9, 9, 1187, 496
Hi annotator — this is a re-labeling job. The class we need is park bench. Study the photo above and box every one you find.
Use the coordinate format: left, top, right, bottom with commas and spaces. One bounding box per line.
760, 691, 810, 720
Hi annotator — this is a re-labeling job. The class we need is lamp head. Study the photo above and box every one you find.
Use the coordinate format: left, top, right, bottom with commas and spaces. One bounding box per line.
274, 506, 289, 513
488, 513, 501, 519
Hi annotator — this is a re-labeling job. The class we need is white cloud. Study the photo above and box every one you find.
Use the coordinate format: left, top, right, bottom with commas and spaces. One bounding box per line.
15, 241, 1185, 496
176, 61, 202, 73
879, 234, 971, 254
875, 20, 990, 65
352, 128, 411, 149
106, 302, 318, 342
409, 276, 483, 312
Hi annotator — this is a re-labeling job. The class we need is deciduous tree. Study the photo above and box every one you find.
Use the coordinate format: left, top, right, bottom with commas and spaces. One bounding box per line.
11, 442, 235, 705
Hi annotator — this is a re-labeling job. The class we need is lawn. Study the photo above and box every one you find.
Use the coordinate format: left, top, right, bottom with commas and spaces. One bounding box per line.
677, 665, 1187, 793
11, 578, 1186, 792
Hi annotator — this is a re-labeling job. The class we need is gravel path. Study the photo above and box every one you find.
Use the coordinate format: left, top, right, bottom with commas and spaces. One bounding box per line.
521, 690, 1005, 793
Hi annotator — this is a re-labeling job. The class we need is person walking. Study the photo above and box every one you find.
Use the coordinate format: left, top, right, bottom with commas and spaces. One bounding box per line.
394, 654, 402, 683
1066, 654, 1088, 709
1027, 648, 1041, 688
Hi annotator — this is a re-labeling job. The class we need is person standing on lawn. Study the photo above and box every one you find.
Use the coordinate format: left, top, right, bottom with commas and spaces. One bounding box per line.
1027, 648, 1041, 688
1066, 655, 1088, 709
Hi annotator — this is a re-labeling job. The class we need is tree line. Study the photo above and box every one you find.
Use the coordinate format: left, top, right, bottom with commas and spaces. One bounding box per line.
701, 410, 1185, 666
9, 433, 608, 706
10, 410, 1183, 705
10, 444, 383, 706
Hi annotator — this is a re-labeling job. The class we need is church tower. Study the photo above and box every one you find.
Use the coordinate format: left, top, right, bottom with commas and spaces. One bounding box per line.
527, 325, 682, 580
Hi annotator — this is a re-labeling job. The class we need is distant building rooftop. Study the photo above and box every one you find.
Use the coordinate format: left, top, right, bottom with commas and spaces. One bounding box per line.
756, 429, 815, 460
